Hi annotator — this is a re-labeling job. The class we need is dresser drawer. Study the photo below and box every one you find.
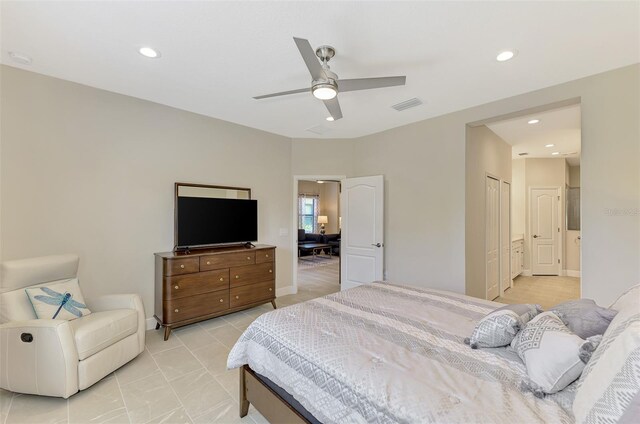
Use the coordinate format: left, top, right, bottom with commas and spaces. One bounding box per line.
164, 257, 199, 276
164, 290, 229, 323
255, 249, 275, 264
230, 262, 274, 287
230, 280, 274, 308
200, 251, 255, 270
164, 269, 230, 300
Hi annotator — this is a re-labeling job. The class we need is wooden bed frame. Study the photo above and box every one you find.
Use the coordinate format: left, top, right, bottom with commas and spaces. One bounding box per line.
239, 364, 311, 424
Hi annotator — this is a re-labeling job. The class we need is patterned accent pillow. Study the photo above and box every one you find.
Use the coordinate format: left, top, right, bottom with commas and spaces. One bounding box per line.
573, 284, 640, 424
465, 303, 541, 348
513, 311, 587, 395
25, 278, 91, 321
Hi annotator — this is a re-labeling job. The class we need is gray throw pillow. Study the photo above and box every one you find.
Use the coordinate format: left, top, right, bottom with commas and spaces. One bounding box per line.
550, 299, 617, 339
465, 303, 542, 349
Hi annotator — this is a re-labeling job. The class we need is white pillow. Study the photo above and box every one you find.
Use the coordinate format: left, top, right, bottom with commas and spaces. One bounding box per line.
573, 284, 640, 423
512, 311, 586, 395
25, 278, 91, 321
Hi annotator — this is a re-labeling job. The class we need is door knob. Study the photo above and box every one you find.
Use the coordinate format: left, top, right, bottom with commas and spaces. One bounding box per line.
371, 243, 382, 247
533, 235, 538, 238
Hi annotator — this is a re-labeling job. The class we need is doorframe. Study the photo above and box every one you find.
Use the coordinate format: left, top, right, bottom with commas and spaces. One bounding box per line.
528, 186, 563, 276
292, 174, 346, 294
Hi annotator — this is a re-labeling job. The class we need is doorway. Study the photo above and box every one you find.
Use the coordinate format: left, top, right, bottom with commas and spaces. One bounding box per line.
291, 175, 344, 299
487, 103, 582, 309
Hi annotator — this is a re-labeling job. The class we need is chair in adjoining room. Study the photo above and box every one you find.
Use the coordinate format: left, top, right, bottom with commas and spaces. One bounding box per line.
0, 254, 145, 398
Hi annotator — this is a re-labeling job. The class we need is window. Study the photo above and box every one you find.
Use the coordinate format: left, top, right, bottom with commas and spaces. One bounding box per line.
298, 195, 319, 233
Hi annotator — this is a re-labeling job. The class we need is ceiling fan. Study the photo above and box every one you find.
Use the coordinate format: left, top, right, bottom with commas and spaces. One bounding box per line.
253, 37, 406, 121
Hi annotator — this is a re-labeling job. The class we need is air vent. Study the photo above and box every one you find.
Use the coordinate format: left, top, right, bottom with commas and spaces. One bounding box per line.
518, 152, 529, 156
391, 98, 423, 111
306, 125, 331, 135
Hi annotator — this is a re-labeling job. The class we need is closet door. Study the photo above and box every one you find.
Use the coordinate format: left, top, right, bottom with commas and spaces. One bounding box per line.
500, 181, 511, 294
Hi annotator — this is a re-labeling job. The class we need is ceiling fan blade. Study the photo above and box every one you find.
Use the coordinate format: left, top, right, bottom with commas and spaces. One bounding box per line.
293, 37, 326, 81
253, 87, 309, 100
339, 76, 406, 92
323, 97, 343, 121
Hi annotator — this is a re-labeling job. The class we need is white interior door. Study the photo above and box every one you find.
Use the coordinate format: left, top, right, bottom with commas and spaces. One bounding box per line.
531, 188, 559, 275
500, 181, 511, 294
340, 175, 384, 290
486, 176, 500, 300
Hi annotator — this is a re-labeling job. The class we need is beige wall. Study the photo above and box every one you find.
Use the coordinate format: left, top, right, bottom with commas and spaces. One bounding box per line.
569, 165, 581, 187
3, 63, 638, 308
0, 66, 294, 319
320, 182, 340, 234
512, 159, 526, 236
298, 180, 340, 234
294, 64, 639, 304
566, 230, 581, 272
465, 126, 512, 299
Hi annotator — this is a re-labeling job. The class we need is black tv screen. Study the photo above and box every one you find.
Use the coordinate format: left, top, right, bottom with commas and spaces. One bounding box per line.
176, 197, 257, 248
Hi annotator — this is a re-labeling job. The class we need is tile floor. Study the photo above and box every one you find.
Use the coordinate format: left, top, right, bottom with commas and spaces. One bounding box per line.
0, 261, 340, 424
496, 275, 581, 310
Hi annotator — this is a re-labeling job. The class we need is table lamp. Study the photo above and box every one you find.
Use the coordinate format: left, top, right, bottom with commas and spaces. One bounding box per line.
318, 216, 328, 235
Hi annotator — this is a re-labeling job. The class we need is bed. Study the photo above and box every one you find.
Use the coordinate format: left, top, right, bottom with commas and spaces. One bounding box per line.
227, 281, 577, 423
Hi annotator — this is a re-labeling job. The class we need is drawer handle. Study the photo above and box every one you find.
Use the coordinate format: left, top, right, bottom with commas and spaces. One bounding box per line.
174, 285, 179, 290
269, 288, 273, 292
235, 295, 239, 299
247, 256, 251, 260
180, 264, 185, 269
269, 269, 273, 273
174, 309, 179, 313
235, 275, 239, 279
219, 299, 224, 303
206, 261, 211, 265
265, 254, 269, 258
219, 277, 224, 282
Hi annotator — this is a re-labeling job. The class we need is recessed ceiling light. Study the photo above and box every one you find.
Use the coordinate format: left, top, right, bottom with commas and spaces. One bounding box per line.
496, 50, 516, 62
8, 51, 32, 65
552, 152, 560, 155
528, 119, 540, 124
326, 116, 334, 122
545, 144, 555, 148
138, 47, 160, 58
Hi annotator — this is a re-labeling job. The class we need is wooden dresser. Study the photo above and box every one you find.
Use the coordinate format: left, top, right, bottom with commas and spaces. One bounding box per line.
154, 244, 276, 340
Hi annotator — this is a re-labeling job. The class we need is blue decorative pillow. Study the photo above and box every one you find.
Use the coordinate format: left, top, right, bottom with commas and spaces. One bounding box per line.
25, 278, 91, 320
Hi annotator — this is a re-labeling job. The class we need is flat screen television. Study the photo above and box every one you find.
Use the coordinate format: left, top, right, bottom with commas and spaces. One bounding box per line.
176, 197, 258, 248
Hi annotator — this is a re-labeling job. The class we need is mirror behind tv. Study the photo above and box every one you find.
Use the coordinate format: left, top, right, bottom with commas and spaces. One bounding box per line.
175, 183, 257, 250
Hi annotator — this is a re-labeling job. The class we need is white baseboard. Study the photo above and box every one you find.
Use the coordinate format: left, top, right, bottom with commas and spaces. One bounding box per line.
276, 286, 296, 297
146, 317, 157, 331
565, 270, 581, 278
522, 269, 532, 277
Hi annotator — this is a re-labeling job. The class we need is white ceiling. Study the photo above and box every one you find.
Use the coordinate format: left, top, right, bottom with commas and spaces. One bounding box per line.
1, 1, 638, 139
487, 104, 581, 165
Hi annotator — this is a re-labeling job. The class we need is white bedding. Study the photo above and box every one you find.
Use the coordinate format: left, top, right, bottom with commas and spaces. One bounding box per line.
228, 282, 575, 423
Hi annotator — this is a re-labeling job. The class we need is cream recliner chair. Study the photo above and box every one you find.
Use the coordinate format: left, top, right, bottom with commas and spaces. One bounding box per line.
0, 254, 145, 398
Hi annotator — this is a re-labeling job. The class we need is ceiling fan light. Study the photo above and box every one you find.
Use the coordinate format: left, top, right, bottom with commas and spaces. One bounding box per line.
312, 84, 337, 100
